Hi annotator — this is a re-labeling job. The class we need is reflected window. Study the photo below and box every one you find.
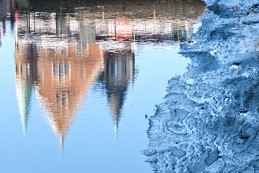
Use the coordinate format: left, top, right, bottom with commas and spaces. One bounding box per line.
21, 64, 26, 77
61, 92, 67, 107
114, 63, 118, 77
56, 92, 61, 104
80, 68, 84, 79
53, 62, 70, 77
65, 63, 69, 76
56, 90, 69, 108
59, 63, 63, 76
53, 63, 58, 75
38, 70, 42, 80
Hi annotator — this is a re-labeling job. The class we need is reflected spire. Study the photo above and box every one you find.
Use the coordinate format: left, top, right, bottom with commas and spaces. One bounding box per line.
59, 133, 64, 151
36, 42, 103, 149
114, 118, 119, 139
15, 42, 37, 135
101, 51, 135, 137
15, 78, 32, 134
34, 34, 103, 149
109, 93, 124, 138
13, 0, 206, 146
16, 9, 104, 149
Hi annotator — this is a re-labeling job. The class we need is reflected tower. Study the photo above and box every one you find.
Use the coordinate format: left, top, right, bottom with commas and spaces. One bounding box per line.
0, 26, 1, 47
16, 10, 104, 148
13, 0, 206, 145
15, 42, 38, 134
36, 42, 103, 148
100, 50, 135, 137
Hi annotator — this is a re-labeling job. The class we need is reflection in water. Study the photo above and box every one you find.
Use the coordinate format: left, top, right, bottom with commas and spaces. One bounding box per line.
0, 27, 2, 47
13, 0, 205, 148
99, 51, 135, 136
0, 0, 28, 35
15, 22, 104, 148
36, 42, 103, 148
15, 42, 38, 133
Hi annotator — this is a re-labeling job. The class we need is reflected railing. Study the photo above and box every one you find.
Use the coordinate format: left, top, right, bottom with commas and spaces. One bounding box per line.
13, 0, 206, 148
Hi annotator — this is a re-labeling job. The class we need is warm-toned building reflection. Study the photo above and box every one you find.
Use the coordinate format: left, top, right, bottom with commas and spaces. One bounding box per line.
15, 11, 104, 147
14, 0, 205, 146
36, 42, 103, 148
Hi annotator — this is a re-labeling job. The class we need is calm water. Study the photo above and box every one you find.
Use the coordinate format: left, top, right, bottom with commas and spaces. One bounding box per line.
0, 0, 205, 172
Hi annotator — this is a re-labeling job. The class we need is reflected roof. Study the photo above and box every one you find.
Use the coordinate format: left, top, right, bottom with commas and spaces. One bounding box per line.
15, 77, 32, 134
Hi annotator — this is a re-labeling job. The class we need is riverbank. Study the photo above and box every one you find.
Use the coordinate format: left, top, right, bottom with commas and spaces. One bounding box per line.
145, 0, 259, 172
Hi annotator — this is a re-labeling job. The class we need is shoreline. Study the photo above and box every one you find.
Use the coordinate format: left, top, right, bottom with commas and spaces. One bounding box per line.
145, 0, 259, 172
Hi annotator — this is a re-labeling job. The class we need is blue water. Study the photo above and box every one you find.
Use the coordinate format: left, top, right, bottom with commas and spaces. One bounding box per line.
0, 0, 205, 172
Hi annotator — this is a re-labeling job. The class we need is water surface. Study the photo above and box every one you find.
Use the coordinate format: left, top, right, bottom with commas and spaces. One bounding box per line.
0, 0, 205, 172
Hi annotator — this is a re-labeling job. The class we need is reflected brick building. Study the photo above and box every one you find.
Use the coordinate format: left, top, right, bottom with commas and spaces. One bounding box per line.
14, 0, 205, 147
15, 12, 104, 147
36, 42, 103, 148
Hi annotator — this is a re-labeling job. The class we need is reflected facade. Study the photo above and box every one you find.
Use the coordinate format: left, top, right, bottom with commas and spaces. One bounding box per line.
0, 0, 28, 34
15, 42, 38, 133
36, 42, 103, 148
15, 11, 105, 147
14, 0, 205, 147
100, 51, 135, 135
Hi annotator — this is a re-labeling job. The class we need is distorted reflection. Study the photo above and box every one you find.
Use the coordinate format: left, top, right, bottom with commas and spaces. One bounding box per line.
15, 42, 38, 133
0, 26, 2, 47
99, 51, 135, 136
0, 0, 28, 34
36, 43, 103, 149
15, 11, 104, 148
14, 0, 205, 148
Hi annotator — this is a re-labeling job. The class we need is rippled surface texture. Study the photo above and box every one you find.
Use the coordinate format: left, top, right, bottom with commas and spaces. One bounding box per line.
0, 0, 206, 172
145, 0, 259, 173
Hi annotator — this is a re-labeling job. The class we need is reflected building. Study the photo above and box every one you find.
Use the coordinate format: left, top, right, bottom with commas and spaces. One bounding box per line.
23, 0, 205, 43
91, 0, 205, 43
15, 42, 38, 134
15, 11, 104, 148
36, 42, 103, 148
0, 0, 28, 33
14, 0, 205, 147
0, 0, 28, 16
99, 50, 135, 136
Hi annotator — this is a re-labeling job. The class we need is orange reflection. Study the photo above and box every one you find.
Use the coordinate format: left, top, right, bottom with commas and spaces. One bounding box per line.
36, 42, 103, 148
14, 0, 205, 148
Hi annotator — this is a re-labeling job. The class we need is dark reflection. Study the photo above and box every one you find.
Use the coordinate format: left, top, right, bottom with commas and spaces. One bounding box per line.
0, 0, 28, 46
0, 0, 28, 33
99, 51, 135, 136
13, 0, 205, 148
